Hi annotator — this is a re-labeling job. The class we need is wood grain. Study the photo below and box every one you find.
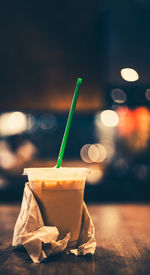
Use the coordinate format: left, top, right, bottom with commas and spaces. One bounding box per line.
0, 204, 150, 275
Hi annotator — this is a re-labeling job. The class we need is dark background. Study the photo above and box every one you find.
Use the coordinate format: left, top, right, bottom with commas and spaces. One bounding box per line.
0, 0, 150, 202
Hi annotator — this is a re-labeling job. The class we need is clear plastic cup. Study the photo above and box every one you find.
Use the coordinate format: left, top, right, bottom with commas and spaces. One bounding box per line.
23, 167, 89, 248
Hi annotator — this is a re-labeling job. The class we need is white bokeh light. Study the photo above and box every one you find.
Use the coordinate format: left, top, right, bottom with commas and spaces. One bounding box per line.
87, 168, 103, 184
0, 112, 27, 136
80, 144, 92, 163
120, 68, 139, 82
100, 110, 119, 127
0, 151, 16, 169
88, 144, 107, 163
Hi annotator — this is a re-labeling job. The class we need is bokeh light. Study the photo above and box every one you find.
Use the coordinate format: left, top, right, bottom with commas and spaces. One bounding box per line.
0, 177, 8, 189
80, 144, 92, 163
80, 143, 107, 163
111, 88, 127, 103
133, 165, 148, 180
0, 112, 27, 136
100, 110, 119, 127
120, 68, 139, 82
26, 114, 37, 133
87, 168, 103, 184
113, 158, 128, 176
117, 107, 135, 136
17, 141, 37, 161
0, 141, 16, 170
145, 89, 150, 101
0, 151, 16, 169
40, 114, 57, 131
88, 144, 107, 163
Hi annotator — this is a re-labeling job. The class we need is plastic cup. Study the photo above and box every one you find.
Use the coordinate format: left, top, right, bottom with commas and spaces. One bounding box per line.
23, 167, 89, 248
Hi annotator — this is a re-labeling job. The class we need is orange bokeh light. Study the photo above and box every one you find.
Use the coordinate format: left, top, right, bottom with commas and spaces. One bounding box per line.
117, 106, 150, 151
117, 107, 136, 136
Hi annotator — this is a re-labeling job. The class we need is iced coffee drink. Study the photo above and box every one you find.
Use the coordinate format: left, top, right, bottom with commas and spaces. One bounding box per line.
24, 167, 88, 248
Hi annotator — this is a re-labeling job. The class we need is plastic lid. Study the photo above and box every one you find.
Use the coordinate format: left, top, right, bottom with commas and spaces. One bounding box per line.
23, 167, 89, 181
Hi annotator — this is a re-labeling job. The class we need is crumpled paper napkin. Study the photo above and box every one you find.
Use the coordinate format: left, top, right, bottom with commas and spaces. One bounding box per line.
12, 183, 96, 263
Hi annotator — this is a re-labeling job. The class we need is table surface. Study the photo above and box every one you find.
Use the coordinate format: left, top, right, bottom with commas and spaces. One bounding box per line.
0, 203, 150, 275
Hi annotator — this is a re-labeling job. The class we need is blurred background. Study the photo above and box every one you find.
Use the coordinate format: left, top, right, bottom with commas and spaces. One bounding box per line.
0, 0, 150, 202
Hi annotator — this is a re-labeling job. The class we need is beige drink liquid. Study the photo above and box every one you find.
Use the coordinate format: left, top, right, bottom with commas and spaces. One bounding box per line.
24, 168, 88, 248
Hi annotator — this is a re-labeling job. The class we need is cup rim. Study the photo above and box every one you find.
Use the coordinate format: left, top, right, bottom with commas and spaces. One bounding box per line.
23, 167, 89, 179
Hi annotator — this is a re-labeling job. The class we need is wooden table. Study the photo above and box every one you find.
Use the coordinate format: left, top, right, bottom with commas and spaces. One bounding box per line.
0, 204, 150, 275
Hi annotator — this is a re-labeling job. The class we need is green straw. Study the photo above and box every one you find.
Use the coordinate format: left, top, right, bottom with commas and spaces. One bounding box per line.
56, 77, 82, 168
